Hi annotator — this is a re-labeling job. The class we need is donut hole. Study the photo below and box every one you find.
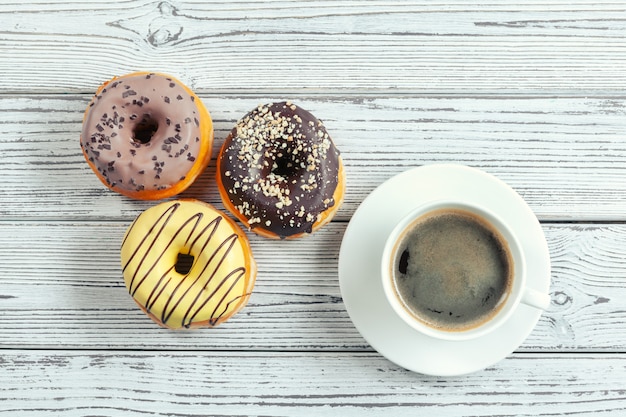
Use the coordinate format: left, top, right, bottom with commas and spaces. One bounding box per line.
175, 253, 194, 275
272, 156, 298, 178
133, 114, 159, 144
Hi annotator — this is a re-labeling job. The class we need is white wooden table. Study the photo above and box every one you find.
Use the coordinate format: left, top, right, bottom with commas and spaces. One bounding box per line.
2, 1, 626, 415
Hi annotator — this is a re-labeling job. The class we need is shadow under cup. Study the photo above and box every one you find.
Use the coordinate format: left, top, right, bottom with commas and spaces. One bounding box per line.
381, 201, 549, 341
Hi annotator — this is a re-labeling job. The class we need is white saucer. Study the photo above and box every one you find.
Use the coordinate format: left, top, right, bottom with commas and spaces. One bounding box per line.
338, 164, 551, 376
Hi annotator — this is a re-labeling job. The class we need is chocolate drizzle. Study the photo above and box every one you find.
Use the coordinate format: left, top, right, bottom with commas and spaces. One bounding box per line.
80, 73, 203, 195
121, 201, 251, 328
219, 102, 341, 238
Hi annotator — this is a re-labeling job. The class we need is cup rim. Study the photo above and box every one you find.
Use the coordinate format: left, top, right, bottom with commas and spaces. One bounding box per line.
381, 199, 527, 341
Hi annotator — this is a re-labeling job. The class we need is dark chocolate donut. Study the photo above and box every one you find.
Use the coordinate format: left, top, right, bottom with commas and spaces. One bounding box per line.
217, 102, 345, 239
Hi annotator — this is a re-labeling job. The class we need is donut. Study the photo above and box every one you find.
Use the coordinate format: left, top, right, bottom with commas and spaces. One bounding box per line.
120, 199, 257, 329
80, 72, 213, 200
217, 101, 345, 239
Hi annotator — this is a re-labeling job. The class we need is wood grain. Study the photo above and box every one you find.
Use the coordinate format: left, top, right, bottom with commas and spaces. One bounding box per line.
2, 95, 626, 221
0, 221, 624, 352
1, 350, 625, 416
1, 1, 626, 94
2, 1, 626, 414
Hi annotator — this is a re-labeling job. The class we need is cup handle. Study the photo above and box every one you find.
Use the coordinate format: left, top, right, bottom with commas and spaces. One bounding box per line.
521, 287, 551, 310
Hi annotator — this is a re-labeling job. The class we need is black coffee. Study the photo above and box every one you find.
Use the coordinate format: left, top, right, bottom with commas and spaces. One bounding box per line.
390, 208, 513, 331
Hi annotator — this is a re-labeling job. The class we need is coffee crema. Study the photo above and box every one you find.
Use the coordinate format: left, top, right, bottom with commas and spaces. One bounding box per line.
390, 208, 513, 332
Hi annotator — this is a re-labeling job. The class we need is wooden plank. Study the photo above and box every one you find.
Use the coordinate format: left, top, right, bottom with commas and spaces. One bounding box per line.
0, 221, 624, 352
0, 350, 625, 416
4, 2, 626, 413
2, 95, 626, 221
0, 1, 626, 94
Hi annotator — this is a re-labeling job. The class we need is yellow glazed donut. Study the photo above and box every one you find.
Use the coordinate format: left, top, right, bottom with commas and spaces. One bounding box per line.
120, 199, 257, 329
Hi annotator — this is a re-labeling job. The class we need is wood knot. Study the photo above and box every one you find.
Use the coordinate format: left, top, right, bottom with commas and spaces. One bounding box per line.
552, 290, 572, 306
147, 2, 183, 47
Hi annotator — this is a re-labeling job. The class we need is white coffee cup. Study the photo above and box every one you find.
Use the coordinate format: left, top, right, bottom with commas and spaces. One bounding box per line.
381, 200, 550, 341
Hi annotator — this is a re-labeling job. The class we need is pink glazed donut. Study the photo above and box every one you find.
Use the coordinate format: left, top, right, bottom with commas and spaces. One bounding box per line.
80, 72, 213, 200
